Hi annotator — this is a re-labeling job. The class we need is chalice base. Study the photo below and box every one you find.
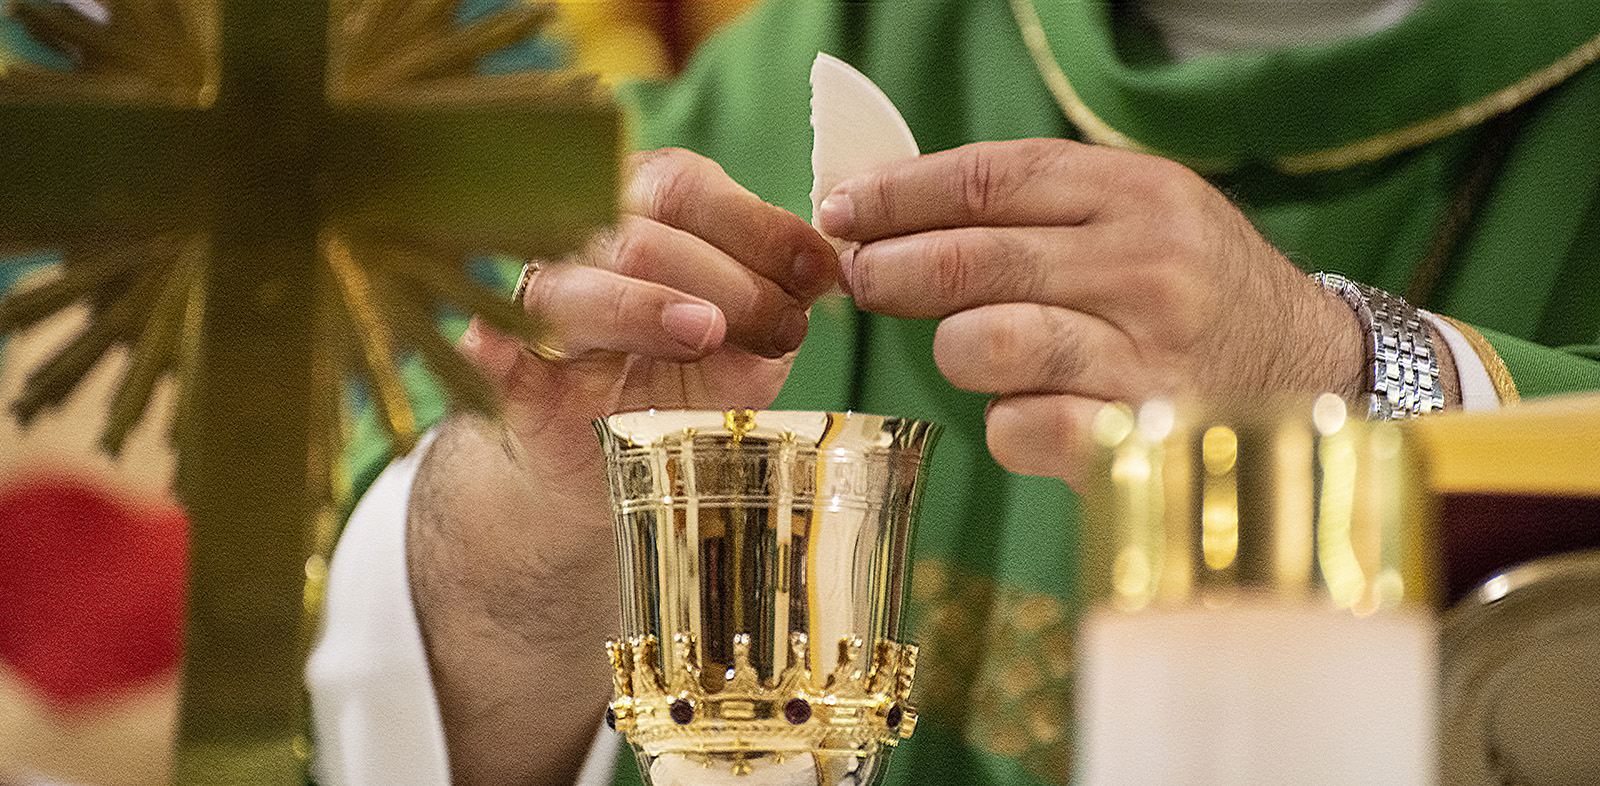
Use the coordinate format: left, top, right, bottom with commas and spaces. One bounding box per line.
641, 748, 892, 786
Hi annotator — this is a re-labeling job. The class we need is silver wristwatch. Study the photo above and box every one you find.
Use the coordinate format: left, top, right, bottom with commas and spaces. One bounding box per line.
1313, 272, 1443, 420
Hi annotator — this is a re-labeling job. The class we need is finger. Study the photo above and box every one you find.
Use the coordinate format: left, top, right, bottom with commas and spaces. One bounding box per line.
984, 392, 1107, 489
587, 216, 811, 358
847, 226, 1057, 319
847, 220, 1212, 327
627, 148, 839, 302
848, 224, 1123, 320
933, 303, 1158, 401
818, 139, 1192, 242
517, 262, 727, 361
458, 315, 522, 385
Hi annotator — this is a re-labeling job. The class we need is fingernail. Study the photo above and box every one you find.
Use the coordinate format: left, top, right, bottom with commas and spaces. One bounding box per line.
661, 302, 721, 352
777, 308, 810, 352
818, 192, 854, 236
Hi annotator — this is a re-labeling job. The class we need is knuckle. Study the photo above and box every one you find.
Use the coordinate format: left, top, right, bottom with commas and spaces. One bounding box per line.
954, 144, 1027, 218
623, 149, 675, 211
1138, 270, 1210, 347
957, 145, 1000, 217
647, 166, 702, 227
848, 245, 881, 309
930, 323, 963, 380
954, 141, 1058, 219
968, 305, 1089, 391
611, 283, 647, 335
1125, 153, 1198, 194
745, 213, 797, 266
981, 309, 1032, 375
942, 305, 1084, 393
927, 230, 1040, 308
630, 147, 704, 177
930, 234, 975, 303
605, 224, 653, 278
865, 170, 898, 228
992, 232, 1050, 303
1035, 309, 1091, 388
1116, 155, 1209, 217
985, 420, 1021, 472
740, 283, 792, 330
1127, 217, 1211, 290
629, 149, 720, 225
934, 313, 1001, 388
984, 395, 1086, 482
624, 147, 673, 174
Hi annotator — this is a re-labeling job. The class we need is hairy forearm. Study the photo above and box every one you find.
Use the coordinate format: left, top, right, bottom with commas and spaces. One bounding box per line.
407, 414, 619, 786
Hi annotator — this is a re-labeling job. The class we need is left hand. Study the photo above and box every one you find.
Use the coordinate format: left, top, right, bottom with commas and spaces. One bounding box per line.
816, 139, 1366, 489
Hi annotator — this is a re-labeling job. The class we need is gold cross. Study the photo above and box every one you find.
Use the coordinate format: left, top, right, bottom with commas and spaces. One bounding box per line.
0, 2, 618, 781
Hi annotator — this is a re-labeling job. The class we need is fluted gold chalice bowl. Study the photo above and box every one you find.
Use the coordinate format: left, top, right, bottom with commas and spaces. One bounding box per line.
596, 409, 941, 786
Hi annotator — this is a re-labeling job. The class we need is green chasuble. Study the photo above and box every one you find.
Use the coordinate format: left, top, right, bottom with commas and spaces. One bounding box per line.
604, 1, 1600, 784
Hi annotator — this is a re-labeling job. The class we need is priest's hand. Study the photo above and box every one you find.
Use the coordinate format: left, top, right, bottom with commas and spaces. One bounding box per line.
459, 146, 837, 470
817, 139, 1369, 489
404, 147, 837, 786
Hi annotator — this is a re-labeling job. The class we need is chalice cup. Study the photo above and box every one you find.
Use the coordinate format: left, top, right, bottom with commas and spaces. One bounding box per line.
596, 409, 942, 786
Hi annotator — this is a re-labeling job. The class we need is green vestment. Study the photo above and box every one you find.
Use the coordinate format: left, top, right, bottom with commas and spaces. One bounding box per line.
604, 1, 1600, 784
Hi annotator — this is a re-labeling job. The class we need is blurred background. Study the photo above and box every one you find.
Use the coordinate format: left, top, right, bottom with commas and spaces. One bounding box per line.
0, 2, 754, 784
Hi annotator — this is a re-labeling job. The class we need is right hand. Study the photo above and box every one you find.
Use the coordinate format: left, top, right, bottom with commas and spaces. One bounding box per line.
405, 148, 836, 786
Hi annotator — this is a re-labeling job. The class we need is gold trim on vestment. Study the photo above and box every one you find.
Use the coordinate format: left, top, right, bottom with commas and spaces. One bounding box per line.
908, 558, 1077, 784
1010, 0, 1600, 174
1439, 315, 1522, 405
1009, 0, 1164, 158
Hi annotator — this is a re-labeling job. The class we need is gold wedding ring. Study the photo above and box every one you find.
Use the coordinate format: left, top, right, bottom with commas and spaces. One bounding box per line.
513, 261, 571, 361
526, 338, 571, 362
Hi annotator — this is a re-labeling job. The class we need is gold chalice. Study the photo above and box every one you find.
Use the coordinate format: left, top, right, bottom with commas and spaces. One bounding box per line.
596, 409, 941, 786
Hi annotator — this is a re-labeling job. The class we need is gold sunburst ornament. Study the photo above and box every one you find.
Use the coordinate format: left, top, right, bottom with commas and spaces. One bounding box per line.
0, 1, 619, 782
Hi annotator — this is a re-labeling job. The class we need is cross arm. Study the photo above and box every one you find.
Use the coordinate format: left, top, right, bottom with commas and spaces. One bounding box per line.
325, 85, 620, 261
0, 103, 210, 250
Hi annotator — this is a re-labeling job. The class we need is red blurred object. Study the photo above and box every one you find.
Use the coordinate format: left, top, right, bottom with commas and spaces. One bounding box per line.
0, 474, 188, 710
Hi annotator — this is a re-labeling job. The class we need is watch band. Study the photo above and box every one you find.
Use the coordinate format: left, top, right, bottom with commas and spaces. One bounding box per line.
1313, 272, 1444, 420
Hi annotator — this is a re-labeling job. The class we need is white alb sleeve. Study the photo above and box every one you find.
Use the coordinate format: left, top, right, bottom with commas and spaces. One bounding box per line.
304, 428, 619, 786
306, 429, 451, 786
1421, 311, 1500, 412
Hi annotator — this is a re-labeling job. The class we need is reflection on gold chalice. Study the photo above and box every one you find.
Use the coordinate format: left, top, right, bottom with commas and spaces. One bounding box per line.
596, 409, 941, 786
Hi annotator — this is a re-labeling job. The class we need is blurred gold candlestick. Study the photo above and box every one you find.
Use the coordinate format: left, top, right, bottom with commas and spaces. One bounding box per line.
1080, 395, 1438, 786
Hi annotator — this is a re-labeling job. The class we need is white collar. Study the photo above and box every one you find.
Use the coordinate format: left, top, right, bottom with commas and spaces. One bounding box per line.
1136, 0, 1425, 61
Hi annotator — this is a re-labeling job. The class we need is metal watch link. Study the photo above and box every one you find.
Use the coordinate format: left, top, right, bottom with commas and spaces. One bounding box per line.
1313, 272, 1444, 420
